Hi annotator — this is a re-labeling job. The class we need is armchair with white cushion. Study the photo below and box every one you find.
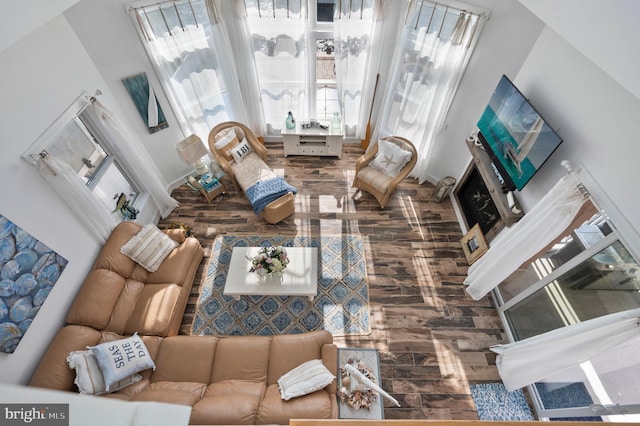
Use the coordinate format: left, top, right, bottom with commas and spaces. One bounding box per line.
352, 136, 417, 208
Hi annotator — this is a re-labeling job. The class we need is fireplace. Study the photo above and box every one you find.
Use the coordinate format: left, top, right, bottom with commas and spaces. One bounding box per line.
455, 166, 501, 240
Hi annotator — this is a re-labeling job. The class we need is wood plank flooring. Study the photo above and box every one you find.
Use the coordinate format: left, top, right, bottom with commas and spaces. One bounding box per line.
157, 143, 507, 420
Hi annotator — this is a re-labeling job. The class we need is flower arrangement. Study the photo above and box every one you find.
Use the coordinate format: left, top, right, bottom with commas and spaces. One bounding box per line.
247, 246, 289, 275
337, 357, 379, 410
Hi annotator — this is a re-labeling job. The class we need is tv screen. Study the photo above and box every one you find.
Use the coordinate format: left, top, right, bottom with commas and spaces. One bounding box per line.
477, 75, 563, 191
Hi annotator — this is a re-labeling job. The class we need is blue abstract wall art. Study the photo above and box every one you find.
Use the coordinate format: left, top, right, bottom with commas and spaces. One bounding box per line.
0, 214, 68, 353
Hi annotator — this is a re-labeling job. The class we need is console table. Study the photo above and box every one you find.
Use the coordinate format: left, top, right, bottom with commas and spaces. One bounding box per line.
282, 122, 343, 158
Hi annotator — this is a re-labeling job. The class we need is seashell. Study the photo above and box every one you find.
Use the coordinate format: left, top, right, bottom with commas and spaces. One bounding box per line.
32, 253, 53, 276
9, 296, 33, 322
18, 318, 32, 334
33, 240, 53, 255
342, 376, 351, 388
14, 228, 36, 252
33, 287, 51, 306
1, 260, 21, 280
0, 236, 16, 263
37, 263, 62, 287
14, 273, 38, 297
14, 250, 38, 273
0, 298, 7, 319
0, 322, 22, 353
0, 218, 13, 239
0, 279, 14, 298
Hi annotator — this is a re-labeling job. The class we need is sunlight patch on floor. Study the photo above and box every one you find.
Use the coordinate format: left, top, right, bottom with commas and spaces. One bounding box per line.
413, 249, 445, 309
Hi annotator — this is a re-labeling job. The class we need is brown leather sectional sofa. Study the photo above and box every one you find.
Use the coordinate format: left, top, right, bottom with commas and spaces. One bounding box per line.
28, 222, 338, 425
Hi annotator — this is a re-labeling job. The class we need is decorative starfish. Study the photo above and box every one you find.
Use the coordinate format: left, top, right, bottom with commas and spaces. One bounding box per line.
381, 154, 398, 169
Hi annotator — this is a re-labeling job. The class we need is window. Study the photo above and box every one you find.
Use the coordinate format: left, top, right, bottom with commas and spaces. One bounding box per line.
131, 0, 238, 138
23, 96, 139, 218
48, 114, 139, 212
245, 0, 341, 134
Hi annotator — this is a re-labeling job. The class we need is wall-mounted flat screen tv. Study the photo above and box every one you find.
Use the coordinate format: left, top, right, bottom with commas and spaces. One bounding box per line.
477, 75, 563, 191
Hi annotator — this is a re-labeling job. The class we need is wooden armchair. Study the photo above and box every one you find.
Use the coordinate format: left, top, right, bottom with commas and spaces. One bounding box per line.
352, 136, 417, 208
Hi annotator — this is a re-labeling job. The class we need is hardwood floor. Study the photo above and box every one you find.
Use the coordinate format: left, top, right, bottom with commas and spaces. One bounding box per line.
158, 143, 507, 420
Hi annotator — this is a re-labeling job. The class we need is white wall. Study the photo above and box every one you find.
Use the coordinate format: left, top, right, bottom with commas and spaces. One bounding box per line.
0, 16, 107, 384
0, 0, 81, 53
513, 26, 640, 236
518, 0, 640, 101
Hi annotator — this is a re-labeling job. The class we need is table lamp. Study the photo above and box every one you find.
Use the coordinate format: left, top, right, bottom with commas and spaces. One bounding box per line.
176, 134, 209, 177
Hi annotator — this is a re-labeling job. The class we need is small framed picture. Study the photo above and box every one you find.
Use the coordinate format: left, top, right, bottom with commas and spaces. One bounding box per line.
460, 223, 488, 265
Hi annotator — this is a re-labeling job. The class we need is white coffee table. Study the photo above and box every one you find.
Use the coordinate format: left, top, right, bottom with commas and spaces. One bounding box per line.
223, 247, 318, 300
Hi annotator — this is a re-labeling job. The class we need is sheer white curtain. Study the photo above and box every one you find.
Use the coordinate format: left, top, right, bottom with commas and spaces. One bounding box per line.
216, 0, 264, 135
464, 174, 589, 300
83, 100, 179, 218
36, 152, 117, 243
131, 0, 247, 139
334, 0, 382, 138
243, 0, 309, 135
375, 1, 484, 183
491, 308, 640, 391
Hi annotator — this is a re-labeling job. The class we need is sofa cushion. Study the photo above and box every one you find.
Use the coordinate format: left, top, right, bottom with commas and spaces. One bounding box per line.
124, 283, 184, 337
120, 224, 178, 273
90, 334, 156, 391
151, 335, 218, 383
277, 359, 335, 401
267, 330, 333, 385
29, 325, 103, 391
257, 384, 334, 425
132, 381, 206, 407
190, 380, 267, 425
211, 336, 271, 383
66, 349, 142, 395
66, 269, 126, 329
357, 165, 393, 193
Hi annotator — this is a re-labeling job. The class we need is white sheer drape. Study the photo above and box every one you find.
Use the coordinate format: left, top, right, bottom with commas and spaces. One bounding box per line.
36, 153, 117, 243
375, 1, 483, 183
491, 308, 640, 391
83, 100, 179, 218
464, 175, 589, 300
243, 0, 308, 135
217, 0, 264, 135
132, 0, 247, 139
334, 0, 382, 138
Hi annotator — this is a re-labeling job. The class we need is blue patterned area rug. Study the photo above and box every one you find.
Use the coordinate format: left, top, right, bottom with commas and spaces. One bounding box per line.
470, 383, 535, 421
190, 234, 370, 337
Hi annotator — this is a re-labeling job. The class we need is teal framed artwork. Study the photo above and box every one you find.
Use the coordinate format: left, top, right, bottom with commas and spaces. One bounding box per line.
122, 72, 169, 134
0, 214, 68, 353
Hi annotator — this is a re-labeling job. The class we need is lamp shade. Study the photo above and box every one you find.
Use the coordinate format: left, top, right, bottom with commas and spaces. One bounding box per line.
176, 134, 208, 165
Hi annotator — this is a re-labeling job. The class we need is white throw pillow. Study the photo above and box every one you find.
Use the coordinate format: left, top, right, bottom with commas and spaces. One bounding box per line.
228, 138, 253, 163
67, 349, 142, 395
89, 333, 156, 392
277, 359, 335, 401
370, 140, 413, 178
120, 224, 178, 272
214, 130, 240, 162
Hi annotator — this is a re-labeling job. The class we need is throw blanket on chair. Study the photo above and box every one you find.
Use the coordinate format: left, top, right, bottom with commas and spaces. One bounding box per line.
246, 177, 297, 215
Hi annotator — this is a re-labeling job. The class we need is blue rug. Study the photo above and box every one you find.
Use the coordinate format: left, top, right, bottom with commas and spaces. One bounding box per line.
470, 383, 535, 420
535, 382, 602, 422
191, 234, 370, 336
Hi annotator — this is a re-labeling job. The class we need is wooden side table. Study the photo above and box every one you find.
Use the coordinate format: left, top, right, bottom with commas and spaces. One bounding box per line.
199, 180, 226, 204
337, 348, 384, 420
